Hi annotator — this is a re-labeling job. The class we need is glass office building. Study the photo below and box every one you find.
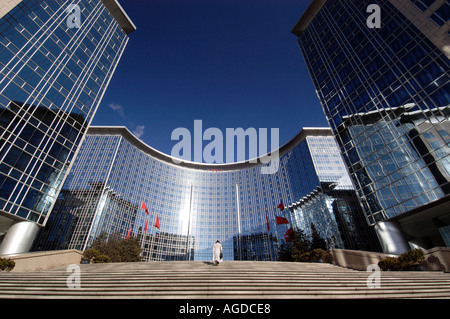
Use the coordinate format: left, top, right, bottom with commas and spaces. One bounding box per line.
292, 0, 450, 253
34, 126, 381, 261
288, 133, 381, 251
0, 0, 135, 255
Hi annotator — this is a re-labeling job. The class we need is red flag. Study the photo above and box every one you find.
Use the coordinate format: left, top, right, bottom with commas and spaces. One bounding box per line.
276, 216, 289, 225
284, 227, 294, 241
155, 214, 160, 229
277, 200, 285, 211
144, 217, 148, 233
126, 228, 131, 241
141, 201, 149, 215
266, 214, 270, 232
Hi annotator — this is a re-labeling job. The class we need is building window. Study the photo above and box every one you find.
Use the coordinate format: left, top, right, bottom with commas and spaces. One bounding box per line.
409, 0, 436, 12
429, 2, 450, 26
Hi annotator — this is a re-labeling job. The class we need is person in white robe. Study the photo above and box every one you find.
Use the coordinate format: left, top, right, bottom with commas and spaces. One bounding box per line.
212, 240, 223, 264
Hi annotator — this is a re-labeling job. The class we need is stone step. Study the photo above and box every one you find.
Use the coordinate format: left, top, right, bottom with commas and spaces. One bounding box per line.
0, 283, 449, 291
1, 289, 450, 299
2, 272, 450, 280
69, 261, 354, 271
1, 261, 449, 299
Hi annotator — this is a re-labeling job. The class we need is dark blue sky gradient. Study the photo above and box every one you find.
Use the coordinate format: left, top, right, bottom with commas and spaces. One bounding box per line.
92, 0, 328, 160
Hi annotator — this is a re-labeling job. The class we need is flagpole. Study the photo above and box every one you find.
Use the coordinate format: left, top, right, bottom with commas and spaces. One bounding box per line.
186, 185, 193, 261
275, 199, 287, 248
140, 202, 149, 258
236, 184, 242, 260
284, 208, 289, 235
141, 216, 148, 252
268, 231, 273, 261
265, 213, 273, 260
140, 227, 145, 251
267, 218, 273, 261
273, 211, 280, 247
140, 217, 144, 250
150, 218, 156, 261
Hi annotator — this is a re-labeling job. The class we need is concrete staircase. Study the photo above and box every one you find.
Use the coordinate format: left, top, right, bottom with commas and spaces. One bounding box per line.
0, 261, 450, 298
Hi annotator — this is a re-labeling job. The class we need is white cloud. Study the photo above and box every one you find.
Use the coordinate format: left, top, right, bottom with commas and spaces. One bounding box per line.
108, 103, 125, 118
133, 125, 145, 139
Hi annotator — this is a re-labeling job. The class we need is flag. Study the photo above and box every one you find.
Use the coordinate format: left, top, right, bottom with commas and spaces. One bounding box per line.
277, 200, 285, 211
141, 201, 149, 215
155, 214, 160, 229
276, 216, 289, 225
126, 228, 131, 241
265, 213, 270, 232
284, 227, 293, 241
144, 217, 148, 233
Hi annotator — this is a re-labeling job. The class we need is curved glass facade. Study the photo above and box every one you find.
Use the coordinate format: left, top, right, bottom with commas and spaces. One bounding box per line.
35, 126, 381, 261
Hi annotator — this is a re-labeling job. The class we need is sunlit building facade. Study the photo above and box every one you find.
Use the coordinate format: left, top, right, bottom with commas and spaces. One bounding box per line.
292, 0, 450, 253
288, 133, 381, 251
0, 0, 135, 255
34, 126, 381, 261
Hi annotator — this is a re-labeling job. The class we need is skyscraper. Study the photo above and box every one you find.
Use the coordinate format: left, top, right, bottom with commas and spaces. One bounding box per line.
292, 0, 450, 253
34, 126, 380, 261
0, 0, 135, 255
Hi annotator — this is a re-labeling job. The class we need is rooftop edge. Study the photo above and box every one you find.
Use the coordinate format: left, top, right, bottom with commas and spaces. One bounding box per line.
101, 0, 136, 35
86, 126, 333, 171
291, 0, 326, 37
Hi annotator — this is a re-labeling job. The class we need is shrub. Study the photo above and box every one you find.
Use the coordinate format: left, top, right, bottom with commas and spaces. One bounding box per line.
95, 254, 111, 263
297, 251, 311, 262
86, 231, 142, 263
399, 248, 424, 268
290, 229, 313, 262
82, 248, 112, 264
323, 251, 334, 264
310, 248, 326, 261
378, 257, 404, 271
310, 224, 327, 251
378, 249, 425, 271
278, 241, 294, 262
82, 248, 100, 261
82, 248, 101, 263
298, 249, 326, 262
0, 257, 15, 271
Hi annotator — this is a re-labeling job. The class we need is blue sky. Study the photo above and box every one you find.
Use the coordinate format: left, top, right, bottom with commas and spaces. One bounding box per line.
92, 0, 328, 161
